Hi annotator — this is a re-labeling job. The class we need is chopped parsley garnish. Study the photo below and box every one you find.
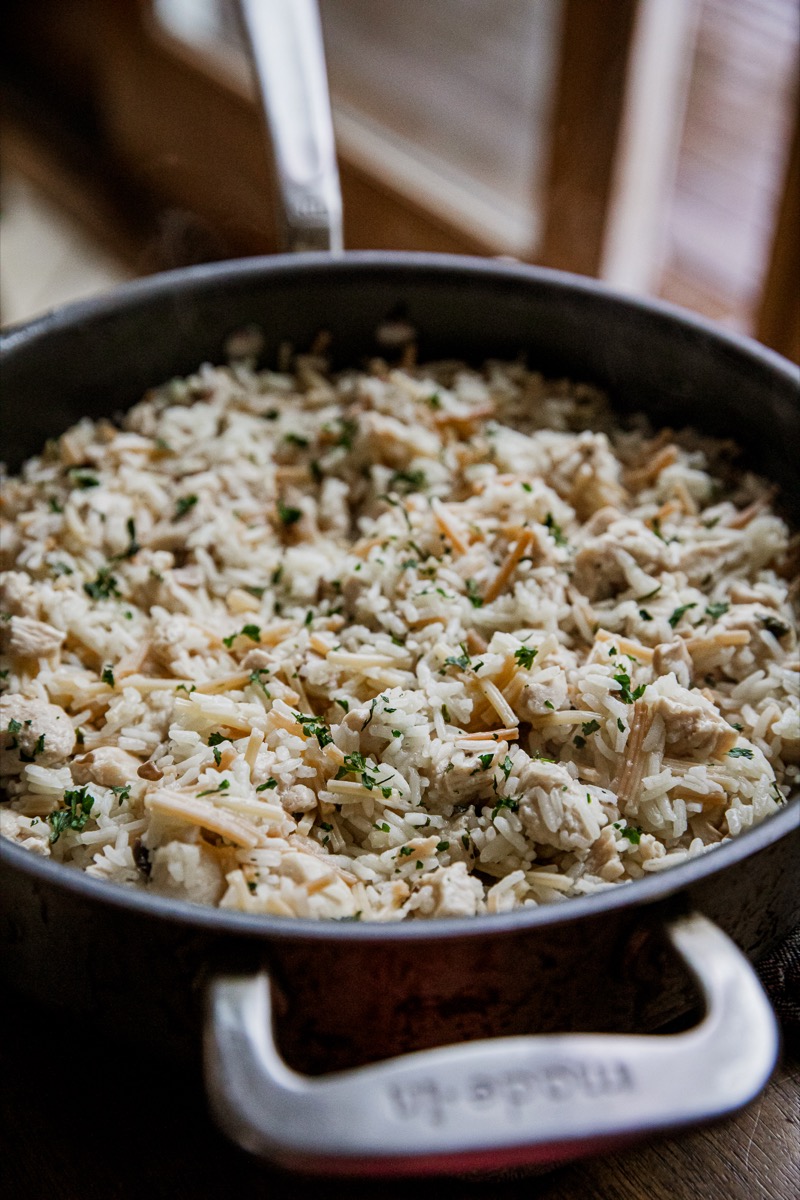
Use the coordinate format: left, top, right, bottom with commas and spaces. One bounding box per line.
392, 729, 402, 738
521, 482, 533, 493
256, 778, 278, 791
68, 469, 100, 489
336, 418, 359, 450
52, 561, 74, 576
223, 624, 261, 648
436, 841, 450, 852
617, 717, 626, 732
375, 822, 391, 833
48, 497, 64, 513
705, 601, 729, 620
478, 753, 494, 770
668, 603, 697, 628
582, 719, 601, 736
83, 567, 120, 601
544, 700, 555, 710
500, 755, 513, 780
636, 585, 661, 602
427, 392, 442, 410
277, 500, 302, 526
513, 645, 538, 669
173, 494, 198, 520
728, 747, 754, 759
444, 651, 471, 671
620, 825, 642, 844
388, 469, 426, 492
320, 822, 334, 832
293, 712, 333, 748
101, 665, 115, 687
613, 669, 645, 704
638, 609, 652, 621
48, 787, 94, 843
465, 579, 484, 608
111, 785, 131, 804
398, 846, 414, 857
197, 780, 231, 796
573, 735, 586, 749
491, 795, 519, 821
544, 512, 567, 545
284, 433, 309, 448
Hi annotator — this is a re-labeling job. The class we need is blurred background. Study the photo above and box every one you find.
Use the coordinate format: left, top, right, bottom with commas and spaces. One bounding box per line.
1, 0, 798, 361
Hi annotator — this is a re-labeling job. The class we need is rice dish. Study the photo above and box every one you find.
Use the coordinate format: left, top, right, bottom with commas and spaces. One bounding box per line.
1, 342, 797, 919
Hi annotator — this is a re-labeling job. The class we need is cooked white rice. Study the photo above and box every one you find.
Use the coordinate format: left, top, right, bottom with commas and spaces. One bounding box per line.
1, 343, 797, 920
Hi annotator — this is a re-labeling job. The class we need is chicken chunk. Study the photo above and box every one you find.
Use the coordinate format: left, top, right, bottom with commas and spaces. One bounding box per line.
0, 696, 76, 770
3, 616, 65, 658
0, 571, 39, 618
420, 862, 484, 917
150, 841, 224, 905
516, 671, 569, 719
645, 678, 736, 760
653, 640, 693, 689
71, 746, 143, 789
515, 753, 607, 852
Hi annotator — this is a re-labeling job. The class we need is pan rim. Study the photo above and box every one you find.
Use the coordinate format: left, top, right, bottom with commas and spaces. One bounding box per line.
1, 799, 796, 942
1, 249, 796, 385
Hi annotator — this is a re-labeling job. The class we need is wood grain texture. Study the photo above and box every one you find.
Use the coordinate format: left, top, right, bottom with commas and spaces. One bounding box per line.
536, 0, 638, 276
2, 988, 796, 1200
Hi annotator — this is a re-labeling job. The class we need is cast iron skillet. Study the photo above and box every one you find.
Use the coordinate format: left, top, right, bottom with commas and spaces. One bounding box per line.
1, 253, 799, 1176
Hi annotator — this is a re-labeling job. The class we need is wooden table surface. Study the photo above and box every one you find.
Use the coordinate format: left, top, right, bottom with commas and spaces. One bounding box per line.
2, 997, 796, 1200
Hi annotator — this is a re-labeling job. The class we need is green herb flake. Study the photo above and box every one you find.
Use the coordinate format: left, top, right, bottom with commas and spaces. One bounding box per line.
223, 624, 261, 648
277, 500, 302, 526
83, 567, 120, 601
101, 665, 115, 688
513, 645, 538, 669
544, 512, 567, 546
728, 746, 754, 759
621, 825, 642, 844
256, 779, 278, 792
705, 601, 730, 620
111, 784, 131, 805
465, 579, 484, 608
48, 786, 95, 844
668, 603, 697, 628
173, 494, 198, 521
398, 846, 414, 857
197, 780, 231, 797
491, 795, 520, 821
284, 432, 309, 448
638, 608, 652, 621
68, 469, 100, 489
478, 753, 494, 770
581, 719, 601, 736
612, 669, 646, 704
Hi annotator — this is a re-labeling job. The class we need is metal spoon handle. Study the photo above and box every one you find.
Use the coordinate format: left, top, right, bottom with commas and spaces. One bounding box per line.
237, 0, 343, 253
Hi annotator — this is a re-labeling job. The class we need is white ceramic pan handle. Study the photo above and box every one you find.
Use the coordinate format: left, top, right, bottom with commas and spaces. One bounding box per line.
237, 0, 343, 253
204, 913, 779, 1175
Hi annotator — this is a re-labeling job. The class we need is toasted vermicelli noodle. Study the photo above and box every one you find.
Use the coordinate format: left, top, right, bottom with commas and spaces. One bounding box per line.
1, 347, 797, 919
